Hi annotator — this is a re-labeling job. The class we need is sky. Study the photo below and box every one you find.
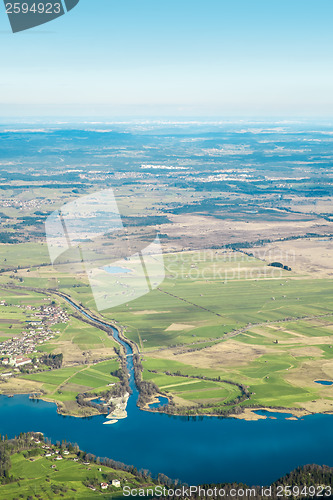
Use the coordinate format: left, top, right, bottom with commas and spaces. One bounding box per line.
1, 0, 333, 118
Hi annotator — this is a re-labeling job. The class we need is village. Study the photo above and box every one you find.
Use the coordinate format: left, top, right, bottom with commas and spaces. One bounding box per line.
26, 435, 123, 492
0, 196, 55, 212
0, 301, 69, 376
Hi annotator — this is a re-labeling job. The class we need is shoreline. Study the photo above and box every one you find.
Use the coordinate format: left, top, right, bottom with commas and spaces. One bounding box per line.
2, 391, 106, 418
139, 394, 325, 421
231, 407, 310, 421
141, 393, 169, 411
1, 389, 333, 421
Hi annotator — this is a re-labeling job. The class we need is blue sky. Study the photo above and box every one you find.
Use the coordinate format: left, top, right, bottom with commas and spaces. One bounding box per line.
1, 0, 333, 117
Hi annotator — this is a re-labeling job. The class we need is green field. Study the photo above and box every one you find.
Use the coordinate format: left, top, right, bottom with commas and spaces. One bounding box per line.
1, 245, 333, 415
21, 360, 120, 401
55, 317, 118, 351
0, 242, 50, 269
0, 443, 152, 499
142, 358, 242, 408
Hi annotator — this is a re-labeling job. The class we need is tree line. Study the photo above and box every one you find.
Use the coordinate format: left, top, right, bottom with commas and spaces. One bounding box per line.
160, 464, 333, 499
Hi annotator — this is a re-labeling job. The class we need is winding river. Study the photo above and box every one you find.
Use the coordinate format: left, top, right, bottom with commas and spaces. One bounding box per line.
0, 298, 332, 485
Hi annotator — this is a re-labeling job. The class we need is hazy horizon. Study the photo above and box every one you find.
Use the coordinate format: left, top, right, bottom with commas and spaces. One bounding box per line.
1, 0, 333, 117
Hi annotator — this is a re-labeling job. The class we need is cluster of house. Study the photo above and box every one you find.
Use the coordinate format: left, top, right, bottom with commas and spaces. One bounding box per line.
32, 438, 121, 491
0, 197, 53, 211
91, 480, 121, 491
0, 302, 69, 374
43, 447, 70, 460
2, 356, 31, 367
36, 305, 69, 327
101, 480, 121, 489
28, 436, 122, 491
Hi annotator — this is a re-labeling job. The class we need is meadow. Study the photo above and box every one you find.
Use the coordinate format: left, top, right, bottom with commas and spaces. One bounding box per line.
19, 360, 120, 404
0, 447, 148, 499
1, 244, 333, 415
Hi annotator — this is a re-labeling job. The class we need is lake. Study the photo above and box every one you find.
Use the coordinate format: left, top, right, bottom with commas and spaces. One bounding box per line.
1, 394, 333, 486
102, 266, 131, 274
148, 396, 169, 409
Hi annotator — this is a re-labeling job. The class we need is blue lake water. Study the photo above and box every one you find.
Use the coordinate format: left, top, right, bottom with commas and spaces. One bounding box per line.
90, 397, 106, 405
1, 299, 332, 486
315, 380, 333, 386
253, 410, 296, 419
102, 266, 131, 274
148, 396, 169, 409
1, 395, 333, 486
